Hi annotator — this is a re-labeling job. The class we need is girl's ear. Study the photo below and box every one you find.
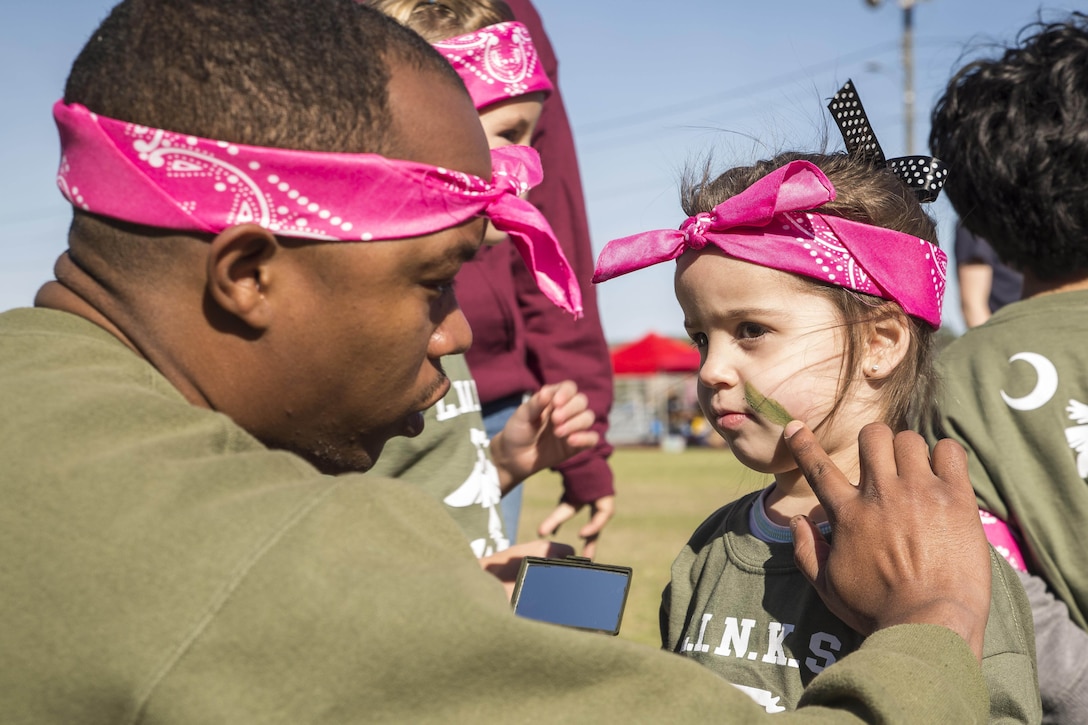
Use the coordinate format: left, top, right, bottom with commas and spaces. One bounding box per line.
863, 312, 911, 380
205, 224, 280, 331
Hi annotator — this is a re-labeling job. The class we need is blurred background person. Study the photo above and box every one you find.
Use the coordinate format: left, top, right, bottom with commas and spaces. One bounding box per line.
954, 221, 1023, 328
370, 0, 617, 557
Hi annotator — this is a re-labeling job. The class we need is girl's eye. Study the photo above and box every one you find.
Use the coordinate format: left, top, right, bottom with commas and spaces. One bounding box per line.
736, 322, 767, 340
689, 332, 708, 349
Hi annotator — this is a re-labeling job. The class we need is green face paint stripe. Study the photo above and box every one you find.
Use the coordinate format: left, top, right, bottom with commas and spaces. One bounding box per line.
744, 381, 794, 427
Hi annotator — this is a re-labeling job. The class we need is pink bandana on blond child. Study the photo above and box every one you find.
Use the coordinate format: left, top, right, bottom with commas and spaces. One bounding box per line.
593, 160, 946, 328
432, 21, 553, 111
53, 100, 581, 317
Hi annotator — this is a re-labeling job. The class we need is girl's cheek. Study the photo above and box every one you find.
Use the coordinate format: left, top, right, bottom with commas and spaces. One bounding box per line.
764, 350, 843, 418
763, 376, 834, 428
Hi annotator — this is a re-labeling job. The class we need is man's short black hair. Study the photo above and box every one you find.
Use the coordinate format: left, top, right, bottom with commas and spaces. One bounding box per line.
64, 0, 462, 156
930, 13, 1088, 280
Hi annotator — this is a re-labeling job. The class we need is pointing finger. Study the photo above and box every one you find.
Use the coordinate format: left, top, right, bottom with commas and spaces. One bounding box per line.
783, 420, 852, 520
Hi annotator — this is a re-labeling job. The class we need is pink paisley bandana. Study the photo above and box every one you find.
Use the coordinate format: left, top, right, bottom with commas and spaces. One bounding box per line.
54, 100, 581, 316
592, 160, 946, 328
432, 21, 553, 111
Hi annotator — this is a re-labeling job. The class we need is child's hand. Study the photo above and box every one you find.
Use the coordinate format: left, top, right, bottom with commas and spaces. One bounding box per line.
488, 381, 599, 491
785, 420, 991, 663
536, 494, 615, 560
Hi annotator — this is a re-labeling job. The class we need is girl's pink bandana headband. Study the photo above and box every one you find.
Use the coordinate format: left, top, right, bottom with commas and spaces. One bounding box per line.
592, 160, 947, 328
432, 21, 553, 111
53, 100, 581, 317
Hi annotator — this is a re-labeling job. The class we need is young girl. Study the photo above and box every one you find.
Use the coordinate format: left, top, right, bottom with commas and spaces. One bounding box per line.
592, 118, 1040, 718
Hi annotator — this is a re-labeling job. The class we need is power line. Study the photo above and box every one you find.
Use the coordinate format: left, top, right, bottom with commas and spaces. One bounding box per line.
572, 36, 962, 140
574, 40, 900, 137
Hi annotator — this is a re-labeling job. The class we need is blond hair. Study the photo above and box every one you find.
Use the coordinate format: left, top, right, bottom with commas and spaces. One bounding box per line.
365, 0, 513, 41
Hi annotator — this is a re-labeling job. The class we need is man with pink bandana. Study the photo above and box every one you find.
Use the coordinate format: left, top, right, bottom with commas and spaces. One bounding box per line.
0, 0, 1001, 721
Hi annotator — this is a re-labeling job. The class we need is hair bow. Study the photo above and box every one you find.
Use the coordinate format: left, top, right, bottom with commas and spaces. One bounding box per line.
828, 80, 948, 203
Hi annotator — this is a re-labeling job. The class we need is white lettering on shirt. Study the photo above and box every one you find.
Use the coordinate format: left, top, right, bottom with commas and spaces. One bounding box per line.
681, 611, 841, 675
805, 632, 842, 674
435, 378, 482, 422
713, 616, 757, 658
761, 622, 798, 668
683, 613, 716, 653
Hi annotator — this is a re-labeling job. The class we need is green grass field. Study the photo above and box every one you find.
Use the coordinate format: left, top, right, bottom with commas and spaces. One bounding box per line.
517, 445, 769, 648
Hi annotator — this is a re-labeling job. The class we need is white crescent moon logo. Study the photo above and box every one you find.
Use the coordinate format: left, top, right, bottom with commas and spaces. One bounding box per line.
1001, 352, 1059, 411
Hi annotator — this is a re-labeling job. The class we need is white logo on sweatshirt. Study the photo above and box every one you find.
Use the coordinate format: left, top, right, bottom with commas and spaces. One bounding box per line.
444, 428, 508, 557
732, 684, 786, 714
1065, 399, 1088, 479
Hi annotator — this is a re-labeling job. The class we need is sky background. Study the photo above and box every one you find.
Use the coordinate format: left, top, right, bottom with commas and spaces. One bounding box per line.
0, 1, 1076, 343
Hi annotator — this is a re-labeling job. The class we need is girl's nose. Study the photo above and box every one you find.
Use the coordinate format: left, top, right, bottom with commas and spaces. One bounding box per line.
698, 340, 740, 390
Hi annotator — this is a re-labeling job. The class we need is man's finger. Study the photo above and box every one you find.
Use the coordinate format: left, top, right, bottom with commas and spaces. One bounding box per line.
852, 423, 898, 492
931, 437, 971, 490
790, 515, 826, 588
888, 429, 935, 483
783, 420, 852, 515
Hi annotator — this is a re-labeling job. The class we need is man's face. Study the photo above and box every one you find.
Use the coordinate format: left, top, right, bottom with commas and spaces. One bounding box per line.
257, 63, 491, 473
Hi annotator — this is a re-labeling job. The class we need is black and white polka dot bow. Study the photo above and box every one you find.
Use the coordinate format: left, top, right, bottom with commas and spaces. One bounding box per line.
827, 80, 948, 203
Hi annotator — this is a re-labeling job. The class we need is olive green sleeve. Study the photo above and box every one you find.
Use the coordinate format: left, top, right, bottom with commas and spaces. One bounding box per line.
141, 477, 989, 724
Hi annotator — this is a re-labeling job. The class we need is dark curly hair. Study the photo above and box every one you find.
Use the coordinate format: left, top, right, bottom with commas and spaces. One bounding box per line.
682, 152, 938, 432
930, 13, 1088, 281
65, 0, 459, 155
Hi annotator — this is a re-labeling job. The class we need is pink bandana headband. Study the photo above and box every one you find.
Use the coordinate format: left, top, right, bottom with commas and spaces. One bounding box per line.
593, 160, 946, 328
433, 21, 553, 111
54, 100, 581, 317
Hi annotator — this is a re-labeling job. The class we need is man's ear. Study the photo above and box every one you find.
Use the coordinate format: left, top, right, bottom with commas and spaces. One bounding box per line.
864, 312, 911, 380
205, 224, 280, 330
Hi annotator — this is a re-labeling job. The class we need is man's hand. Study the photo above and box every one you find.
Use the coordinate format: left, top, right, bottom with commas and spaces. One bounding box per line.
488, 381, 599, 491
536, 495, 615, 560
479, 540, 575, 600
786, 420, 991, 662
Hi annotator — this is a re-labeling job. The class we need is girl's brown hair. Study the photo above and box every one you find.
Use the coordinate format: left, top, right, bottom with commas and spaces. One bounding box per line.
681, 151, 939, 431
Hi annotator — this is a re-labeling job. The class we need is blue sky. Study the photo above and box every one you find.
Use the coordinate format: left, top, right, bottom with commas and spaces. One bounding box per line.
0, 1, 1075, 341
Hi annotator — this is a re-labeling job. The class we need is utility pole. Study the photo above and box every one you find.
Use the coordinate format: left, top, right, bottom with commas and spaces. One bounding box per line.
864, 0, 923, 154
902, 1, 915, 154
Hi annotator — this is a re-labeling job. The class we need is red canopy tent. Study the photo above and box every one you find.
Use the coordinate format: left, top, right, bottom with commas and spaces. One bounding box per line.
610, 332, 700, 375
